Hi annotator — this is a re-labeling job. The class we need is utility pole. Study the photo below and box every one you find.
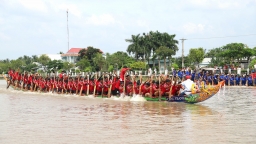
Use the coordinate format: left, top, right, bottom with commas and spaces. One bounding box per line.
67, 9, 69, 51
180, 38, 186, 68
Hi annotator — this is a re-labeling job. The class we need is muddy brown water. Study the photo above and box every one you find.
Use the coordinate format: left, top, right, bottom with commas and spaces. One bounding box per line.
0, 80, 255, 144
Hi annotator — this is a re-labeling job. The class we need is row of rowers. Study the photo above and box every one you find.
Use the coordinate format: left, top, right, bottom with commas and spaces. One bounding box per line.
7, 72, 189, 98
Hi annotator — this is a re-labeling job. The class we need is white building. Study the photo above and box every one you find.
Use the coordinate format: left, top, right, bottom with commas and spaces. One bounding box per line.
37, 54, 62, 61
199, 58, 212, 68
61, 48, 83, 63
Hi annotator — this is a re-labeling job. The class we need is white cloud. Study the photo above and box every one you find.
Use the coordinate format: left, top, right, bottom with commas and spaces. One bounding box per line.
86, 14, 115, 26
17, 0, 48, 13
137, 20, 148, 27
183, 23, 205, 34
0, 17, 3, 24
187, 0, 256, 9
57, 3, 82, 18
0, 33, 10, 40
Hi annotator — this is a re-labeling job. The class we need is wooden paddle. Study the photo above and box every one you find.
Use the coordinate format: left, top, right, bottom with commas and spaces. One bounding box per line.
131, 75, 135, 96
75, 76, 80, 95
139, 73, 142, 95
158, 74, 161, 101
228, 74, 230, 86
93, 73, 98, 97
149, 75, 153, 98
52, 74, 56, 93
246, 76, 248, 86
107, 75, 112, 98
34, 78, 37, 92
86, 75, 90, 96
239, 76, 242, 86
62, 78, 64, 94
79, 79, 83, 96
101, 73, 105, 98
168, 75, 175, 99
123, 72, 126, 96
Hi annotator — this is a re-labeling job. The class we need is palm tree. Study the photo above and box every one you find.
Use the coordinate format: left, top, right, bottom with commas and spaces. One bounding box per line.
31, 55, 39, 62
126, 34, 143, 60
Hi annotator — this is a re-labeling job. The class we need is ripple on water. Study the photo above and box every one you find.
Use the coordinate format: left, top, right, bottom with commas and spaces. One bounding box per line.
0, 80, 256, 144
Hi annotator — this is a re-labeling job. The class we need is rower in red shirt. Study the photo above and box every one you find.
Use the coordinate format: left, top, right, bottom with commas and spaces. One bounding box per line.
141, 82, 151, 97
103, 76, 109, 96
89, 78, 95, 94
171, 81, 182, 96
118, 81, 124, 95
82, 78, 88, 95
96, 78, 103, 95
120, 66, 130, 81
125, 82, 133, 96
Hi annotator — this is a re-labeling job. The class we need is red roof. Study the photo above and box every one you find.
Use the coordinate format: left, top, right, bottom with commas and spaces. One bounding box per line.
66, 47, 103, 54
67, 48, 83, 53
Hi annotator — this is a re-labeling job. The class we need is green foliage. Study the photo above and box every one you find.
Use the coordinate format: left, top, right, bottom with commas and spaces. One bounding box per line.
188, 47, 205, 67
24, 63, 38, 72
58, 69, 63, 73
75, 69, 81, 73
37, 70, 44, 74
206, 43, 254, 66
106, 51, 135, 69
126, 31, 179, 61
155, 46, 175, 59
38, 54, 51, 66
76, 58, 90, 70
0, 62, 8, 73
173, 56, 191, 68
47, 60, 63, 70
77, 47, 101, 62
249, 59, 256, 69
171, 63, 179, 69
93, 53, 106, 71
108, 65, 114, 72
84, 66, 92, 72
130, 61, 146, 70
63, 62, 74, 71
10, 59, 24, 70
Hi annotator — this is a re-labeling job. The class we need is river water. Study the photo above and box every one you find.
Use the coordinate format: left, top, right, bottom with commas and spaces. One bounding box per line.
0, 80, 255, 144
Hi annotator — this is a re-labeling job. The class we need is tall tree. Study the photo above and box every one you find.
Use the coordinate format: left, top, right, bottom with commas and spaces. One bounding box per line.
77, 47, 101, 64
188, 47, 205, 68
76, 58, 90, 71
106, 51, 135, 69
93, 53, 106, 71
38, 54, 51, 66
126, 34, 144, 60
155, 46, 175, 70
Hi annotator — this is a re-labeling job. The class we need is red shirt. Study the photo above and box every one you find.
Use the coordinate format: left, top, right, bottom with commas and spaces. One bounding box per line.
89, 80, 95, 92
171, 84, 182, 95
118, 85, 123, 93
8, 70, 13, 77
59, 73, 63, 79
96, 81, 103, 92
82, 81, 88, 90
120, 68, 130, 81
72, 81, 77, 90
141, 84, 150, 95
126, 85, 133, 94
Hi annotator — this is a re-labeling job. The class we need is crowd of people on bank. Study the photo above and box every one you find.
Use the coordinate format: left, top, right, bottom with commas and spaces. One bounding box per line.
172, 68, 256, 86
4, 66, 256, 99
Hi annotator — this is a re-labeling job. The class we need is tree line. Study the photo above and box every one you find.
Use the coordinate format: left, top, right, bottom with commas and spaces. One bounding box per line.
1, 31, 256, 74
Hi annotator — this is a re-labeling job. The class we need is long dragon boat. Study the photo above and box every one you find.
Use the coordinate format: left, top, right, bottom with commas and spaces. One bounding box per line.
4, 74, 224, 104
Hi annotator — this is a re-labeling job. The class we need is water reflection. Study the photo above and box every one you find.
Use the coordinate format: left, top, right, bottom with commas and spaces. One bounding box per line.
0, 80, 256, 144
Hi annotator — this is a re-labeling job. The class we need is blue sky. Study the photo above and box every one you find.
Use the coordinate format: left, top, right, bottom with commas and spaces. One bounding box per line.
1, 0, 256, 60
